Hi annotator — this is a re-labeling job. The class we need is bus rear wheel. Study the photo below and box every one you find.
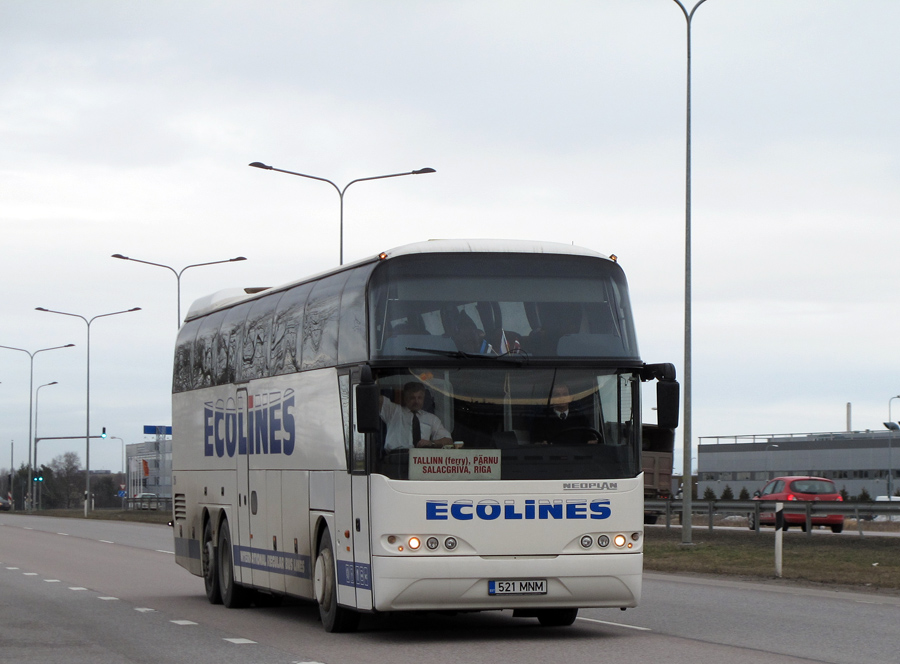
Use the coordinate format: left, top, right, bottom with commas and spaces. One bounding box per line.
217, 519, 251, 608
537, 608, 578, 627
314, 529, 359, 633
203, 519, 222, 604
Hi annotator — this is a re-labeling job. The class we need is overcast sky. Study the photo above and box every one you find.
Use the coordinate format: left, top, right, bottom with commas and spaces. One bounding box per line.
2, 1, 899, 476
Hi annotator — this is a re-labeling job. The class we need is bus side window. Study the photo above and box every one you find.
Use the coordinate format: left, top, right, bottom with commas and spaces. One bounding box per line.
193, 310, 226, 389
302, 273, 349, 370
242, 293, 282, 380
173, 318, 202, 393
274, 281, 312, 375
219, 302, 253, 384
338, 266, 372, 365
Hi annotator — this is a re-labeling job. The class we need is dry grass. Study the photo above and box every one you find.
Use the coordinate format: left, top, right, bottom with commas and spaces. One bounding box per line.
644, 526, 900, 591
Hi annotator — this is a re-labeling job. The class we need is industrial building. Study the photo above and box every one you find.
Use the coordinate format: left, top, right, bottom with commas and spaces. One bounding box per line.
697, 429, 898, 500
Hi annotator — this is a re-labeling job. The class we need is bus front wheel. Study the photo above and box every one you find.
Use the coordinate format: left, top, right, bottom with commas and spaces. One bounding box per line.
203, 519, 222, 604
217, 519, 251, 608
314, 529, 359, 633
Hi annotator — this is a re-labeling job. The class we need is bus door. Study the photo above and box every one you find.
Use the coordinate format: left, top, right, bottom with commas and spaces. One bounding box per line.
235, 387, 252, 586
350, 378, 373, 610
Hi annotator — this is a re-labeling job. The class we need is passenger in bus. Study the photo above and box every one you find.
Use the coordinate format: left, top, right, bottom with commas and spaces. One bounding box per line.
449, 311, 486, 354
381, 382, 453, 450
535, 384, 598, 445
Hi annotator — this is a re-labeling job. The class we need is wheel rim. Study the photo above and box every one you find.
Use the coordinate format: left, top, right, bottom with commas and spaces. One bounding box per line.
314, 547, 334, 612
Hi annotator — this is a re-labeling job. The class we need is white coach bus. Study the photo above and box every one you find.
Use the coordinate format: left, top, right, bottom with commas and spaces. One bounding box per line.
171, 239, 679, 632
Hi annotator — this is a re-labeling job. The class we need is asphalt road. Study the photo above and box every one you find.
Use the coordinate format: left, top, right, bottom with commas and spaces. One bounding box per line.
1, 513, 897, 664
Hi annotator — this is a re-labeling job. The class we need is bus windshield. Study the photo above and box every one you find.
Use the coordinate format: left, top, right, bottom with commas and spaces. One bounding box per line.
369, 253, 639, 359
371, 367, 639, 482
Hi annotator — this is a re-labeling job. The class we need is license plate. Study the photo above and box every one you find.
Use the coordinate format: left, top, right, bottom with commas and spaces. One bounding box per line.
488, 579, 547, 595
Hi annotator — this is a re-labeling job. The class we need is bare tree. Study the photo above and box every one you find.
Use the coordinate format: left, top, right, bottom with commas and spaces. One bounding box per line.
49, 452, 82, 509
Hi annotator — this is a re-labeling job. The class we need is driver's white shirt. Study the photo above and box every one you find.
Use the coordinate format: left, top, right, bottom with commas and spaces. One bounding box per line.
381, 399, 451, 450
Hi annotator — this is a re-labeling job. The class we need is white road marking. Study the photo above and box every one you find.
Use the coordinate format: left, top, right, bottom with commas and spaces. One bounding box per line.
69, 587, 87, 591
98, 596, 119, 601
23, 572, 38, 576
223, 638, 257, 644
99, 540, 115, 544
576, 616, 652, 631
44, 579, 61, 583
135, 608, 156, 612
156, 550, 175, 554
171, 620, 198, 626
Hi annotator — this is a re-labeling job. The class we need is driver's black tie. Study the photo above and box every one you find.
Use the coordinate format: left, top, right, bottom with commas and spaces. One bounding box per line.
412, 413, 421, 445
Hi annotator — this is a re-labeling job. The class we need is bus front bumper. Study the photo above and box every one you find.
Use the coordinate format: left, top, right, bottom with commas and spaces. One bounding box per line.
370, 553, 642, 612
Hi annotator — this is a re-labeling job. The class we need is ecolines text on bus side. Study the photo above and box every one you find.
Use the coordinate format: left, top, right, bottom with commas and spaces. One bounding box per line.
203, 390, 296, 457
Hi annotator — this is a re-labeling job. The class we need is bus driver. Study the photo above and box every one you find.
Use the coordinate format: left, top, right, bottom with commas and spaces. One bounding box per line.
380, 382, 453, 450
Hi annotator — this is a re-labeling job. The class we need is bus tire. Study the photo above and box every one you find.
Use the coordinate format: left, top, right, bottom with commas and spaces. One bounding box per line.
217, 519, 251, 608
203, 519, 222, 604
314, 529, 359, 633
537, 608, 578, 627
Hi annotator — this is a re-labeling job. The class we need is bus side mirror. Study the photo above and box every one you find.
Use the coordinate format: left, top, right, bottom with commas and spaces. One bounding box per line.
656, 380, 680, 430
356, 384, 381, 434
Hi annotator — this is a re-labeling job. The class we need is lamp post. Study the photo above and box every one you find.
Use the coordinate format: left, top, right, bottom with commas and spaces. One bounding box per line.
108, 436, 125, 474
671, 0, 711, 545
0, 344, 74, 511
35, 307, 141, 516
249, 162, 436, 265
111, 255, 247, 328
883, 394, 899, 498
766, 444, 780, 480
33, 381, 57, 508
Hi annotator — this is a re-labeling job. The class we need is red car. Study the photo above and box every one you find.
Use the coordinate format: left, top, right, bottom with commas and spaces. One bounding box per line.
750, 476, 844, 533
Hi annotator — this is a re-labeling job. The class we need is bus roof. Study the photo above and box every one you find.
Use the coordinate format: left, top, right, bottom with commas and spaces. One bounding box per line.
184, 239, 613, 322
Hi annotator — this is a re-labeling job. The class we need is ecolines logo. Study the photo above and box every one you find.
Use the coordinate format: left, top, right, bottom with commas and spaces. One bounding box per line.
203, 390, 296, 458
426, 499, 612, 521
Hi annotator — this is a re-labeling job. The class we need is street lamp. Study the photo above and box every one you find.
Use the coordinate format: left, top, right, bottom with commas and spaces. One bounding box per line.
0, 343, 74, 511
35, 306, 141, 516
108, 436, 125, 474
671, 0, 711, 545
111, 254, 247, 327
883, 399, 898, 498
249, 161, 436, 265
33, 381, 58, 509
766, 444, 780, 480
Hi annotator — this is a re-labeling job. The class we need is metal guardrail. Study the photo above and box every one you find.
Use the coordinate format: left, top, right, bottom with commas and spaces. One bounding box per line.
645, 499, 900, 536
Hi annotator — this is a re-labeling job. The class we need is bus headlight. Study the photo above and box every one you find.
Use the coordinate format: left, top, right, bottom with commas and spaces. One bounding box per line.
426, 537, 440, 550
444, 537, 458, 550
408, 537, 421, 550
597, 535, 610, 548
580, 535, 593, 549
614, 534, 627, 548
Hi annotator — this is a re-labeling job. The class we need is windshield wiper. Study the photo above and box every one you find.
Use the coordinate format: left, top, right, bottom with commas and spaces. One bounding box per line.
405, 347, 528, 364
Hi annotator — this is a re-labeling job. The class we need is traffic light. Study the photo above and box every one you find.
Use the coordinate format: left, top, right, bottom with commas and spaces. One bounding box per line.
33, 475, 43, 482
101, 427, 107, 439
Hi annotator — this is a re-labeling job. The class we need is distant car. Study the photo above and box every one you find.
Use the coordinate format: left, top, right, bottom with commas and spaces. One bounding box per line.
0, 496, 11, 511
874, 495, 900, 523
135, 493, 158, 510
750, 476, 844, 533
